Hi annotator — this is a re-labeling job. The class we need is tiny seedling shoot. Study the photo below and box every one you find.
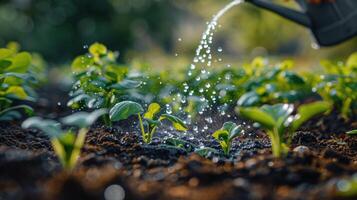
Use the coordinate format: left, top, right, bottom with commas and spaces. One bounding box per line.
22, 109, 107, 170
212, 122, 243, 155
238, 101, 331, 158
109, 101, 187, 143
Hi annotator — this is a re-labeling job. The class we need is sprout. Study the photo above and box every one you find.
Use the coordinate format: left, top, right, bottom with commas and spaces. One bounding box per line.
110, 101, 187, 144
212, 122, 243, 155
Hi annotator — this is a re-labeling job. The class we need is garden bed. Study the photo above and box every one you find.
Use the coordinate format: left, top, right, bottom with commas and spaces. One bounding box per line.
0, 87, 356, 200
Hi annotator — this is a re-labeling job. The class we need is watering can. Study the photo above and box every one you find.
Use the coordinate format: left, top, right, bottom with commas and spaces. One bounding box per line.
246, 0, 357, 46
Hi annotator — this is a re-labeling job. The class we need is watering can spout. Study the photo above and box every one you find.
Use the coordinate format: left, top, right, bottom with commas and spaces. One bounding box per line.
247, 0, 311, 27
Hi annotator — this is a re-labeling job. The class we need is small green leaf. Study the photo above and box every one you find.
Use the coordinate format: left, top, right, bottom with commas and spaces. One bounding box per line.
160, 114, 187, 131
71, 55, 93, 73
6, 86, 28, 99
291, 101, 331, 132
6, 52, 32, 73
229, 125, 242, 140
212, 129, 229, 141
22, 117, 62, 138
0, 60, 12, 69
347, 52, 357, 67
237, 91, 260, 106
61, 109, 107, 128
89, 43, 107, 56
194, 147, 219, 157
238, 107, 276, 130
109, 101, 144, 121
0, 105, 33, 121
110, 79, 141, 90
0, 48, 13, 59
347, 130, 357, 135
143, 103, 160, 120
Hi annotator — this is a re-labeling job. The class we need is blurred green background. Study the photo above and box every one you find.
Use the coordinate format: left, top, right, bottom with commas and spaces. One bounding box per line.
0, 0, 356, 68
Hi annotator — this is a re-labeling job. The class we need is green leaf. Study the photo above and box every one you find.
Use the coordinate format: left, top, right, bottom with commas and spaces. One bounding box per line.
291, 101, 331, 132
212, 129, 229, 141
71, 55, 93, 73
347, 130, 357, 135
237, 91, 260, 106
61, 109, 107, 128
238, 107, 276, 130
160, 114, 187, 131
0, 60, 12, 69
143, 103, 160, 120
6, 52, 32, 73
89, 43, 107, 56
6, 86, 28, 99
229, 125, 243, 140
347, 52, 357, 67
164, 137, 196, 152
194, 147, 219, 157
110, 79, 141, 90
22, 117, 62, 138
282, 71, 305, 84
0, 48, 13, 59
0, 105, 33, 121
109, 101, 144, 121
261, 104, 294, 123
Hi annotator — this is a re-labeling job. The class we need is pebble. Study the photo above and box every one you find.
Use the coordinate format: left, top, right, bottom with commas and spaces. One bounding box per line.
293, 145, 311, 156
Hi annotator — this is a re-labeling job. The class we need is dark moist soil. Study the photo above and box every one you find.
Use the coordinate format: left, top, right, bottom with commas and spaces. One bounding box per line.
1, 88, 357, 200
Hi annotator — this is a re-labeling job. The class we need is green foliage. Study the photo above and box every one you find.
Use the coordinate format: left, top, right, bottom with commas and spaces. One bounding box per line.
22, 109, 106, 170
109, 101, 144, 121
0, 43, 46, 121
212, 122, 243, 155
314, 52, 357, 120
109, 101, 187, 143
68, 43, 141, 125
238, 101, 331, 157
347, 130, 357, 135
237, 58, 312, 107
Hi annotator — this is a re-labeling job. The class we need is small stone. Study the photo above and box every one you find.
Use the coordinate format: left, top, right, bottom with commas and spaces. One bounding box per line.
233, 178, 249, 189
293, 145, 311, 156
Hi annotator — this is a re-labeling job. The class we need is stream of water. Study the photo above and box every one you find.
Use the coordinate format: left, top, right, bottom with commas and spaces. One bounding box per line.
182, 0, 243, 133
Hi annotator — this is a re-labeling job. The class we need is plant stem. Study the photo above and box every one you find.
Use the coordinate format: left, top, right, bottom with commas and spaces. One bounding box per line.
268, 129, 282, 158
138, 114, 148, 143
103, 114, 112, 126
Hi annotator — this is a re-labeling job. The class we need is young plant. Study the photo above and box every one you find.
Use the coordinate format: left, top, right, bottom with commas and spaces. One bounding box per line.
109, 101, 187, 143
314, 52, 357, 120
22, 109, 106, 170
0, 45, 44, 121
68, 43, 141, 125
212, 122, 243, 155
238, 101, 331, 157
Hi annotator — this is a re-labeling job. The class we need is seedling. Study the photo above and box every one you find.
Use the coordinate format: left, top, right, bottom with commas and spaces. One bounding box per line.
238, 101, 331, 157
22, 109, 107, 170
68, 43, 141, 125
109, 101, 187, 143
212, 122, 243, 155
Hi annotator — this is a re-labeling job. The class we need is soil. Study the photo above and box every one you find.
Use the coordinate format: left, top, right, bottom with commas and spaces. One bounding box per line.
0, 87, 357, 200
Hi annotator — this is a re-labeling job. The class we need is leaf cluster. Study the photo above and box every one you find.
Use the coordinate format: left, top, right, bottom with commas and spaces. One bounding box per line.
68, 43, 141, 113
0, 44, 46, 121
